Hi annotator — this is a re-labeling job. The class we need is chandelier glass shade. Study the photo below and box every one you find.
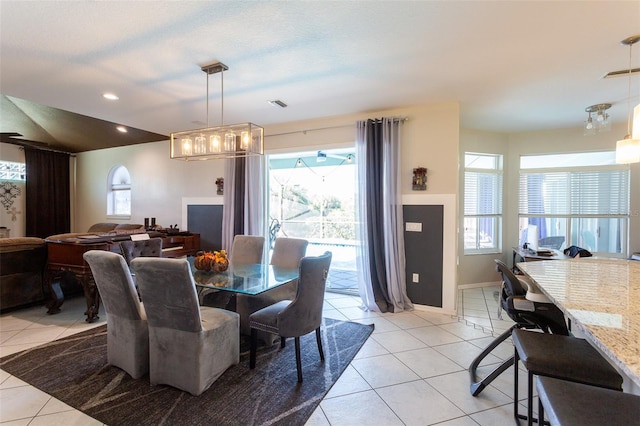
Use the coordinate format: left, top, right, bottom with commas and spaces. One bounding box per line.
170, 123, 263, 160
170, 62, 264, 160
615, 35, 640, 164
583, 103, 611, 135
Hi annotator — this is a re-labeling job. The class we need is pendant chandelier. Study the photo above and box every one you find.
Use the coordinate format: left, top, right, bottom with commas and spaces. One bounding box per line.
583, 103, 611, 136
615, 35, 640, 164
170, 62, 263, 160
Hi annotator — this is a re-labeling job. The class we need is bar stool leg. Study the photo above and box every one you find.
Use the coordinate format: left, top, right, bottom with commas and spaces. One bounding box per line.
538, 393, 545, 426
514, 346, 520, 422
527, 370, 534, 426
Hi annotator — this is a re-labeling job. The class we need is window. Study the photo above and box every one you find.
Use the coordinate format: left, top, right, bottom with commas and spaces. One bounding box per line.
464, 153, 503, 254
0, 161, 26, 181
107, 165, 131, 217
518, 151, 629, 256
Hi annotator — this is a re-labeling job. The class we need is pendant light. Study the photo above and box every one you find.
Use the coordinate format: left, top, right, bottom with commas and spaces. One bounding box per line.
170, 62, 263, 160
615, 35, 640, 164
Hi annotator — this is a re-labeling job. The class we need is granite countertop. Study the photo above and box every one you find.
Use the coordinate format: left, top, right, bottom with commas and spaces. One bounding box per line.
518, 258, 640, 389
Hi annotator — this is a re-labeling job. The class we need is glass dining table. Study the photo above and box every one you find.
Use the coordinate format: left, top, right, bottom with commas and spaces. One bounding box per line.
187, 256, 299, 296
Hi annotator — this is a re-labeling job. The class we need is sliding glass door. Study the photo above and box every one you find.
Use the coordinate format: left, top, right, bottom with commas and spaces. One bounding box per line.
268, 148, 358, 293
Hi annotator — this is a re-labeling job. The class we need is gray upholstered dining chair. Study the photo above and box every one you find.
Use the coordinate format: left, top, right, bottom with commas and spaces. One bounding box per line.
235, 237, 308, 338
83, 250, 149, 379
200, 234, 265, 309
130, 257, 240, 396
269, 237, 309, 269
249, 251, 332, 383
119, 237, 163, 266
230, 235, 265, 265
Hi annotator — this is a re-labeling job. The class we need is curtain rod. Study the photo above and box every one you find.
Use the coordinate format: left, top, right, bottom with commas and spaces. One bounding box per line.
17, 145, 76, 157
265, 124, 353, 138
265, 117, 408, 138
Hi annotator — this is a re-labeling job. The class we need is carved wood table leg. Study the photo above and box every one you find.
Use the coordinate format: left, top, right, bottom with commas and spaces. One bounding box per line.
45, 269, 64, 315
82, 274, 100, 323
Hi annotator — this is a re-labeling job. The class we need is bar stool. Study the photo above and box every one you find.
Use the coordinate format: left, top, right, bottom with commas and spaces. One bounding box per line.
512, 329, 623, 425
537, 377, 640, 425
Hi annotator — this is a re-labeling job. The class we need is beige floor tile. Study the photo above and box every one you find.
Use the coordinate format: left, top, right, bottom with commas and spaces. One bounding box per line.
353, 316, 401, 334
407, 325, 463, 346
377, 380, 466, 425
0, 385, 51, 423
394, 347, 464, 378
304, 407, 331, 426
427, 370, 512, 415
383, 311, 434, 329
353, 337, 389, 359
325, 365, 371, 398
320, 390, 403, 426
350, 353, 420, 388
336, 306, 380, 321
370, 330, 428, 353
470, 403, 515, 426
438, 321, 494, 341
433, 341, 502, 368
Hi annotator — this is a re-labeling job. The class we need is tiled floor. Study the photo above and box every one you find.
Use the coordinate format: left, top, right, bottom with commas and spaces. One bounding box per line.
1, 287, 531, 426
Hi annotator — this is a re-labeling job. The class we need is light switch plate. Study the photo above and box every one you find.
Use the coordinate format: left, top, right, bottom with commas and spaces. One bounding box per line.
412, 273, 419, 283
406, 222, 422, 232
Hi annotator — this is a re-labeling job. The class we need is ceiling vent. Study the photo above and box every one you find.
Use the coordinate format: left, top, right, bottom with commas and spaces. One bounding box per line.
268, 100, 288, 108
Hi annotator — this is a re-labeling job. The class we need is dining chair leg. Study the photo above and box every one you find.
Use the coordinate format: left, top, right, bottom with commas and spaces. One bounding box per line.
250, 328, 258, 369
281, 336, 286, 349
315, 327, 324, 361
295, 336, 303, 383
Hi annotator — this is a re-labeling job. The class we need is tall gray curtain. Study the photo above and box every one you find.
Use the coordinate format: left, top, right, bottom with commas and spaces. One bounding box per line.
355, 118, 413, 313
221, 155, 265, 256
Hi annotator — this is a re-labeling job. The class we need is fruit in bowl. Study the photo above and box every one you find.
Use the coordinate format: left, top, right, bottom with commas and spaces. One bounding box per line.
194, 250, 228, 272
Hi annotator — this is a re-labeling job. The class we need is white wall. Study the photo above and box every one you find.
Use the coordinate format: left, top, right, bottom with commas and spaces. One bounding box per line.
75, 141, 225, 232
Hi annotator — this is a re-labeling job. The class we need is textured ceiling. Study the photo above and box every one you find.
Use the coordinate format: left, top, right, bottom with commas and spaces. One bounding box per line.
1, 1, 639, 153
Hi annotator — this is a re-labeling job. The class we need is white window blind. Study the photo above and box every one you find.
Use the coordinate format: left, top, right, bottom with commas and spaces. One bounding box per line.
465, 172, 503, 216
519, 170, 629, 216
464, 153, 503, 253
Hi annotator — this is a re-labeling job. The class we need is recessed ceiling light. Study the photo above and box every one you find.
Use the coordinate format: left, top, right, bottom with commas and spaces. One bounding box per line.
116, 126, 127, 133
103, 93, 119, 100
268, 100, 287, 108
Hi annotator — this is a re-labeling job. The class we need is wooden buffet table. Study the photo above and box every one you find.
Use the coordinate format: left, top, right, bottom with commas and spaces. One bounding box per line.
517, 258, 640, 390
45, 232, 200, 322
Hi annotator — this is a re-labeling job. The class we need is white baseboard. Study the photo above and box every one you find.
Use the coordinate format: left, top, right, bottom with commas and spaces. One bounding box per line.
458, 281, 502, 290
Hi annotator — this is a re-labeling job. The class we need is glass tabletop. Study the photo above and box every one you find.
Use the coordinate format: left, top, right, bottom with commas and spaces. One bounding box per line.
187, 256, 299, 295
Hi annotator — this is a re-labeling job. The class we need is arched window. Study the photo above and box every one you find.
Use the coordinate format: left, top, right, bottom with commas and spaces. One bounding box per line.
107, 165, 131, 217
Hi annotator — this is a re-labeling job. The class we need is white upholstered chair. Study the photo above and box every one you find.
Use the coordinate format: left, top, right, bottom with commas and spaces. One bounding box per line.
83, 250, 149, 379
249, 251, 332, 382
130, 257, 239, 396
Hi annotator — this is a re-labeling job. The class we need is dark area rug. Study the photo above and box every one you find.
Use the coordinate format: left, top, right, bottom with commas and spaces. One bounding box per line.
0, 318, 373, 426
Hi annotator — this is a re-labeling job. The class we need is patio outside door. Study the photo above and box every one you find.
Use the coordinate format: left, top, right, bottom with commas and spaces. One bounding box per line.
268, 148, 358, 294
